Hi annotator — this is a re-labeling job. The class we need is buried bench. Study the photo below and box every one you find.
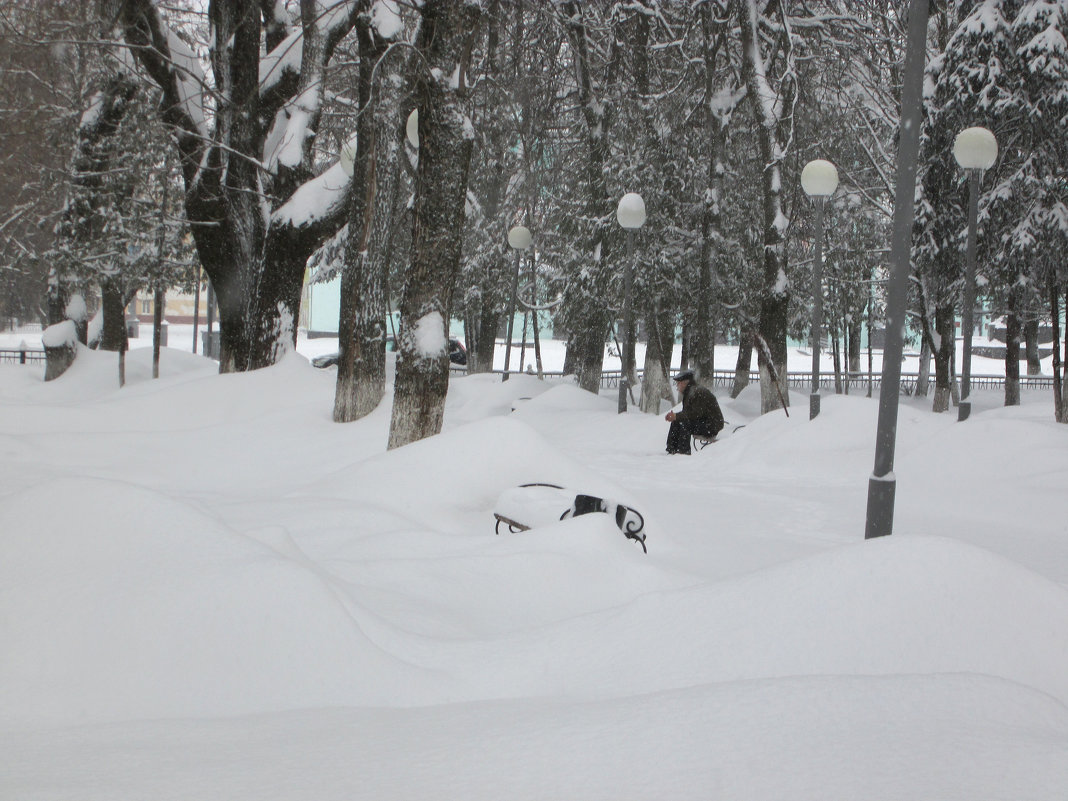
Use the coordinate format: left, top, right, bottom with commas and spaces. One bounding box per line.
692, 422, 745, 451
493, 482, 647, 553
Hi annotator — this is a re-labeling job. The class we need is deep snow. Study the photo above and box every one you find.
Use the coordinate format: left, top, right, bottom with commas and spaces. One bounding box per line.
0, 341, 1066, 800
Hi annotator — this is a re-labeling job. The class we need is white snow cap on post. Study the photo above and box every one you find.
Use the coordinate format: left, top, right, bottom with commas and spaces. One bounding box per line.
507, 225, 532, 250
339, 133, 358, 177
616, 193, 646, 229
953, 127, 998, 170
42, 320, 78, 348
800, 159, 839, 197
406, 109, 419, 148
64, 294, 87, 323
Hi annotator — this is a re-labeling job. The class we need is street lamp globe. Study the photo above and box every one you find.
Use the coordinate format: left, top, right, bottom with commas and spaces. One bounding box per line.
616, 192, 646, 229
801, 159, 839, 198
507, 225, 532, 251
406, 108, 419, 148
339, 133, 358, 177
953, 127, 997, 170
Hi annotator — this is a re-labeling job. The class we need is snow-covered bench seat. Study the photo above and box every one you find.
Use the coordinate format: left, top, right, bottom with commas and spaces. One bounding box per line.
493, 483, 647, 553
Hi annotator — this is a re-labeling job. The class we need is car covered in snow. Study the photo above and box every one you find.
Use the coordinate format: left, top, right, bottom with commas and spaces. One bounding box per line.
312, 337, 467, 368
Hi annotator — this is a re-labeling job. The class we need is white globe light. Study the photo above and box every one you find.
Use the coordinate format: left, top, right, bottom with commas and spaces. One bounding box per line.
800, 159, 839, 197
953, 126, 997, 170
339, 133, 358, 177
508, 225, 532, 250
616, 192, 646, 229
406, 108, 419, 148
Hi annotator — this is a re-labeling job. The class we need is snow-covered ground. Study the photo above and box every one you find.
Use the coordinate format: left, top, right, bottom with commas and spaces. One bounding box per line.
1, 321, 1058, 377
1, 337, 1066, 800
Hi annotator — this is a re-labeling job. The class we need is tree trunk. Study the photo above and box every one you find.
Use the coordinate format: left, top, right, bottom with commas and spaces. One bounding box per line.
914, 274, 936, 397
832, 325, 843, 394
932, 304, 954, 412
475, 303, 499, 373
640, 306, 675, 414
694, 3, 733, 382
730, 333, 753, 398
1023, 317, 1041, 376
1061, 286, 1068, 422
335, 24, 392, 422
916, 334, 932, 397
559, 1, 615, 394
848, 315, 863, 376
388, 0, 480, 450
117, 0, 356, 375
1052, 281, 1064, 422
737, 0, 793, 415
1005, 286, 1021, 407
98, 276, 128, 353
152, 283, 164, 379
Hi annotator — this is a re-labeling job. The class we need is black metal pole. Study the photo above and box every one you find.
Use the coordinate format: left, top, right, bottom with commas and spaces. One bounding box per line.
618, 230, 634, 413
865, 0, 929, 540
959, 168, 980, 421
191, 267, 200, 354
502, 249, 521, 382
810, 198, 825, 419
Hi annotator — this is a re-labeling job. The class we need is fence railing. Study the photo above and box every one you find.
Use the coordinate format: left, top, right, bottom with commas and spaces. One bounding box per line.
0, 348, 45, 365
7, 348, 1056, 393
475, 367, 1056, 394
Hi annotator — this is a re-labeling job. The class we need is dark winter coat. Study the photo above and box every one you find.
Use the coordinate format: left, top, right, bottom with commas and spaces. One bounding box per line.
677, 383, 724, 435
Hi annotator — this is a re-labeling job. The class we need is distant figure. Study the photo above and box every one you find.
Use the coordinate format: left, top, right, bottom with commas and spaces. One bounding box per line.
665, 370, 724, 455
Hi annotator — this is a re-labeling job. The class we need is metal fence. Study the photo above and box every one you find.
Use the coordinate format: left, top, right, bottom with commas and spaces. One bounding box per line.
476, 367, 1055, 394
0, 348, 45, 365
6, 348, 1056, 393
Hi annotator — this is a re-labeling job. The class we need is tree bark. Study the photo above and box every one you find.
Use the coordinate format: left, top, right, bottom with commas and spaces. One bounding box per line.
847, 315, 863, 376
736, 0, 793, 415
152, 283, 164, 379
559, 1, 615, 394
1023, 317, 1041, 376
730, 333, 753, 398
916, 333, 932, 397
694, 1, 733, 381
115, 0, 359, 373
335, 23, 392, 422
98, 276, 128, 353
1052, 281, 1064, 422
932, 304, 954, 412
1005, 285, 1021, 407
640, 305, 675, 414
1062, 286, 1068, 423
388, 0, 481, 449
474, 302, 500, 374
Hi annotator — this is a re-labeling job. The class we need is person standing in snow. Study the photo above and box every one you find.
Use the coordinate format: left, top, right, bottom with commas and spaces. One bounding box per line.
665, 370, 724, 455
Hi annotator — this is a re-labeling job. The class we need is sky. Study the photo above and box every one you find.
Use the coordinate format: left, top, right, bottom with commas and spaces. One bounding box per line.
0, 333, 1066, 800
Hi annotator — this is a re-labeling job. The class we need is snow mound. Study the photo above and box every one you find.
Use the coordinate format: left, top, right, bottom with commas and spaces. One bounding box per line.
330, 415, 633, 523
444, 534, 1068, 704
0, 477, 447, 727
17, 343, 216, 404
443, 371, 568, 426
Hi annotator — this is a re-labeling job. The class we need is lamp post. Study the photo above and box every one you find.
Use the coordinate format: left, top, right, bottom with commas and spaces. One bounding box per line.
864, 0, 929, 540
952, 126, 997, 422
616, 193, 646, 413
801, 159, 839, 420
505, 225, 532, 381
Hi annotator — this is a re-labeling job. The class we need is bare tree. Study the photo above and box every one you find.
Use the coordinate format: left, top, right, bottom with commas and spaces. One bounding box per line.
734, 0, 797, 414
109, 0, 387, 372
387, 0, 482, 449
